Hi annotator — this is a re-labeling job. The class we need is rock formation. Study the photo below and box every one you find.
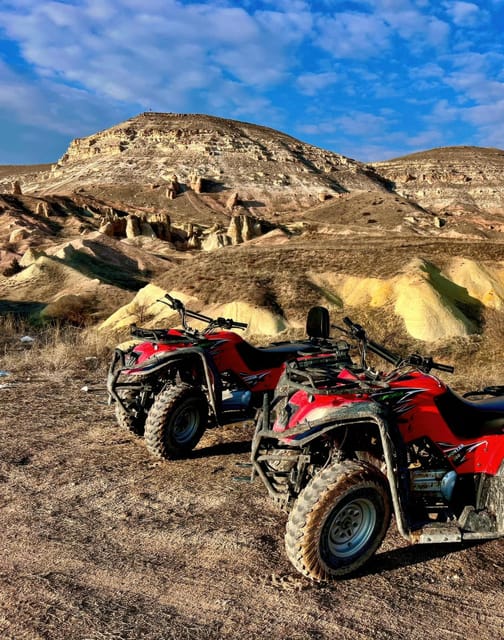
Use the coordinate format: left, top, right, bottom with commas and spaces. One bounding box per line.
36, 201, 50, 217
34, 113, 390, 208
9, 228, 29, 243
19, 247, 46, 267
126, 215, 141, 238
372, 146, 504, 215
226, 191, 239, 210
189, 172, 204, 193
166, 174, 180, 200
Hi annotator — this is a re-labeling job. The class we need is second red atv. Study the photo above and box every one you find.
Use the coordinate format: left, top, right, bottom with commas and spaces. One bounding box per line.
251, 317, 504, 581
107, 295, 332, 460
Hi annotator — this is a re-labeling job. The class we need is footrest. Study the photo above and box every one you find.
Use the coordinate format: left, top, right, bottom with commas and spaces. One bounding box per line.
413, 524, 462, 544
232, 476, 252, 482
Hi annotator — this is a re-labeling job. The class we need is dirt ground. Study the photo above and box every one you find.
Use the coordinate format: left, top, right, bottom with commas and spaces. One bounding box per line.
1, 367, 503, 640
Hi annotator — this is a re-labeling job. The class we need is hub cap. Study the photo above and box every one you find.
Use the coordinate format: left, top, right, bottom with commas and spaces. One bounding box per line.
172, 406, 200, 445
324, 498, 376, 559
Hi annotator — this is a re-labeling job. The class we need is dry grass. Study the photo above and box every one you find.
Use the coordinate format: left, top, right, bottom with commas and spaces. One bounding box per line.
0, 316, 112, 379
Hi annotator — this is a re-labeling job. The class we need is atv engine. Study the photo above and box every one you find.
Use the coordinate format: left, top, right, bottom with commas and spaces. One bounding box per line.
409, 469, 457, 504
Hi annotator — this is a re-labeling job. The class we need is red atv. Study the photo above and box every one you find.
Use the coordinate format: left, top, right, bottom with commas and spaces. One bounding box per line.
107, 294, 331, 459
251, 316, 504, 581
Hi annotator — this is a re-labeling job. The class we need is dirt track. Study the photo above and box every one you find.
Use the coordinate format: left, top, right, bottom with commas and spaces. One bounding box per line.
1, 371, 503, 640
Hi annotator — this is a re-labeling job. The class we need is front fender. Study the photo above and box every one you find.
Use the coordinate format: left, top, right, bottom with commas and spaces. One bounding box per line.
107, 346, 220, 420
253, 398, 414, 543
270, 401, 387, 445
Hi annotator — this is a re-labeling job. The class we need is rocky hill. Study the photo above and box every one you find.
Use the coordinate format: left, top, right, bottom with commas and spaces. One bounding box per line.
1, 113, 504, 347
6, 112, 389, 216
372, 146, 504, 216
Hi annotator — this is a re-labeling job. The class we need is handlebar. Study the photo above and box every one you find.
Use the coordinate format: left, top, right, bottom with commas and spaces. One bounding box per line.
159, 294, 248, 332
342, 317, 401, 366
340, 317, 453, 374
401, 354, 454, 374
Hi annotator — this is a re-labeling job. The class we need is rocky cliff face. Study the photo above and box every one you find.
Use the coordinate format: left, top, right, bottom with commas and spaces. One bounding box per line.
372, 146, 504, 215
38, 112, 388, 198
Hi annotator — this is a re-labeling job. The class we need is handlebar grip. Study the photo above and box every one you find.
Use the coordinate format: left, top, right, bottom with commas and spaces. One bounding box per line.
343, 316, 366, 339
216, 317, 248, 329
433, 363, 454, 373
164, 293, 184, 311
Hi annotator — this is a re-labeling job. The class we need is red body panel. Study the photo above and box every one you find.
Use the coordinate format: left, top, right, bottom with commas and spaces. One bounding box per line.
126, 330, 289, 393
274, 368, 504, 476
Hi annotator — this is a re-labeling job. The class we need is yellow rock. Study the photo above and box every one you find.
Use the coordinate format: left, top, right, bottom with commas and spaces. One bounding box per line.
446, 258, 504, 310
99, 286, 288, 336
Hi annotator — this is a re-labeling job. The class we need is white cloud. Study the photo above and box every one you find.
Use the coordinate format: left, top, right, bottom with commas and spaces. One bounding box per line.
0, 0, 502, 162
334, 111, 389, 137
414, 63, 446, 78
296, 71, 338, 96
315, 12, 391, 59
0, 58, 124, 136
0, 0, 306, 106
445, 1, 482, 27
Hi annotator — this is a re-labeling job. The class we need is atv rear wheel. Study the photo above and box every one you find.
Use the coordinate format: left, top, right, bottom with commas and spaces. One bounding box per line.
285, 460, 391, 581
115, 390, 145, 437
144, 383, 208, 459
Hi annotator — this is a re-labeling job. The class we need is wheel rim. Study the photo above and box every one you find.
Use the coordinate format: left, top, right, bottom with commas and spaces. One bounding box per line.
323, 497, 376, 560
172, 405, 200, 445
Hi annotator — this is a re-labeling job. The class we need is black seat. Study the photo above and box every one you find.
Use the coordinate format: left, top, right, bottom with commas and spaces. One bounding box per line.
434, 388, 504, 438
235, 341, 314, 372
306, 306, 330, 340
233, 306, 331, 372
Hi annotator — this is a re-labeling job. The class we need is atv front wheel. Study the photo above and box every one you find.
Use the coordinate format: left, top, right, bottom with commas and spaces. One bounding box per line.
285, 460, 391, 581
115, 390, 145, 437
144, 383, 208, 459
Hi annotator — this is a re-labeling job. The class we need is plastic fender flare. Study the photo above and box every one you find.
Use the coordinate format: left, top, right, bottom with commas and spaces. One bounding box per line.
259, 401, 414, 543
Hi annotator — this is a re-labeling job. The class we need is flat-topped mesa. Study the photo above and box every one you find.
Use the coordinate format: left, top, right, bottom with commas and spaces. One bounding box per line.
372, 146, 504, 215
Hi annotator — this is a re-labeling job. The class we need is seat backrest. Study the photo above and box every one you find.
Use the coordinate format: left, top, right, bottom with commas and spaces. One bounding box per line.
306, 306, 330, 339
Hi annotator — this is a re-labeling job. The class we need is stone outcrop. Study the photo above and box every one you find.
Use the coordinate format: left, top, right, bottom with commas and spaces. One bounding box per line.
197, 214, 263, 250
125, 215, 142, 238
226, 191, 239, 210
19, 247, 46, 267
227, 214, 261, 245
9, 228, 29, 243
372, 146, 504, 215
149, 213, 171, 241
166, 175, 180, 200
99, 210, 172, 242
36, 201, 51, 217
103, 214, 266, 252
189, 172, 204, 193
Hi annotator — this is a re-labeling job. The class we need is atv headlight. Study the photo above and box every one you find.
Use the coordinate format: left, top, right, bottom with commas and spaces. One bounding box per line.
125, 350, 140, 367
275, 402, 300, 429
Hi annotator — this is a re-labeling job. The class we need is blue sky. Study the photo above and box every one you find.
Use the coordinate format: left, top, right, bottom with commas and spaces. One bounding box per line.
0, 0, 503, 164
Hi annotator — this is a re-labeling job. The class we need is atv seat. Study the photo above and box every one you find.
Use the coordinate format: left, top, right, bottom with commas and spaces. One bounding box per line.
306, 306, 330, 340
235, 341, 317, 372
435, 388, 504, 438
